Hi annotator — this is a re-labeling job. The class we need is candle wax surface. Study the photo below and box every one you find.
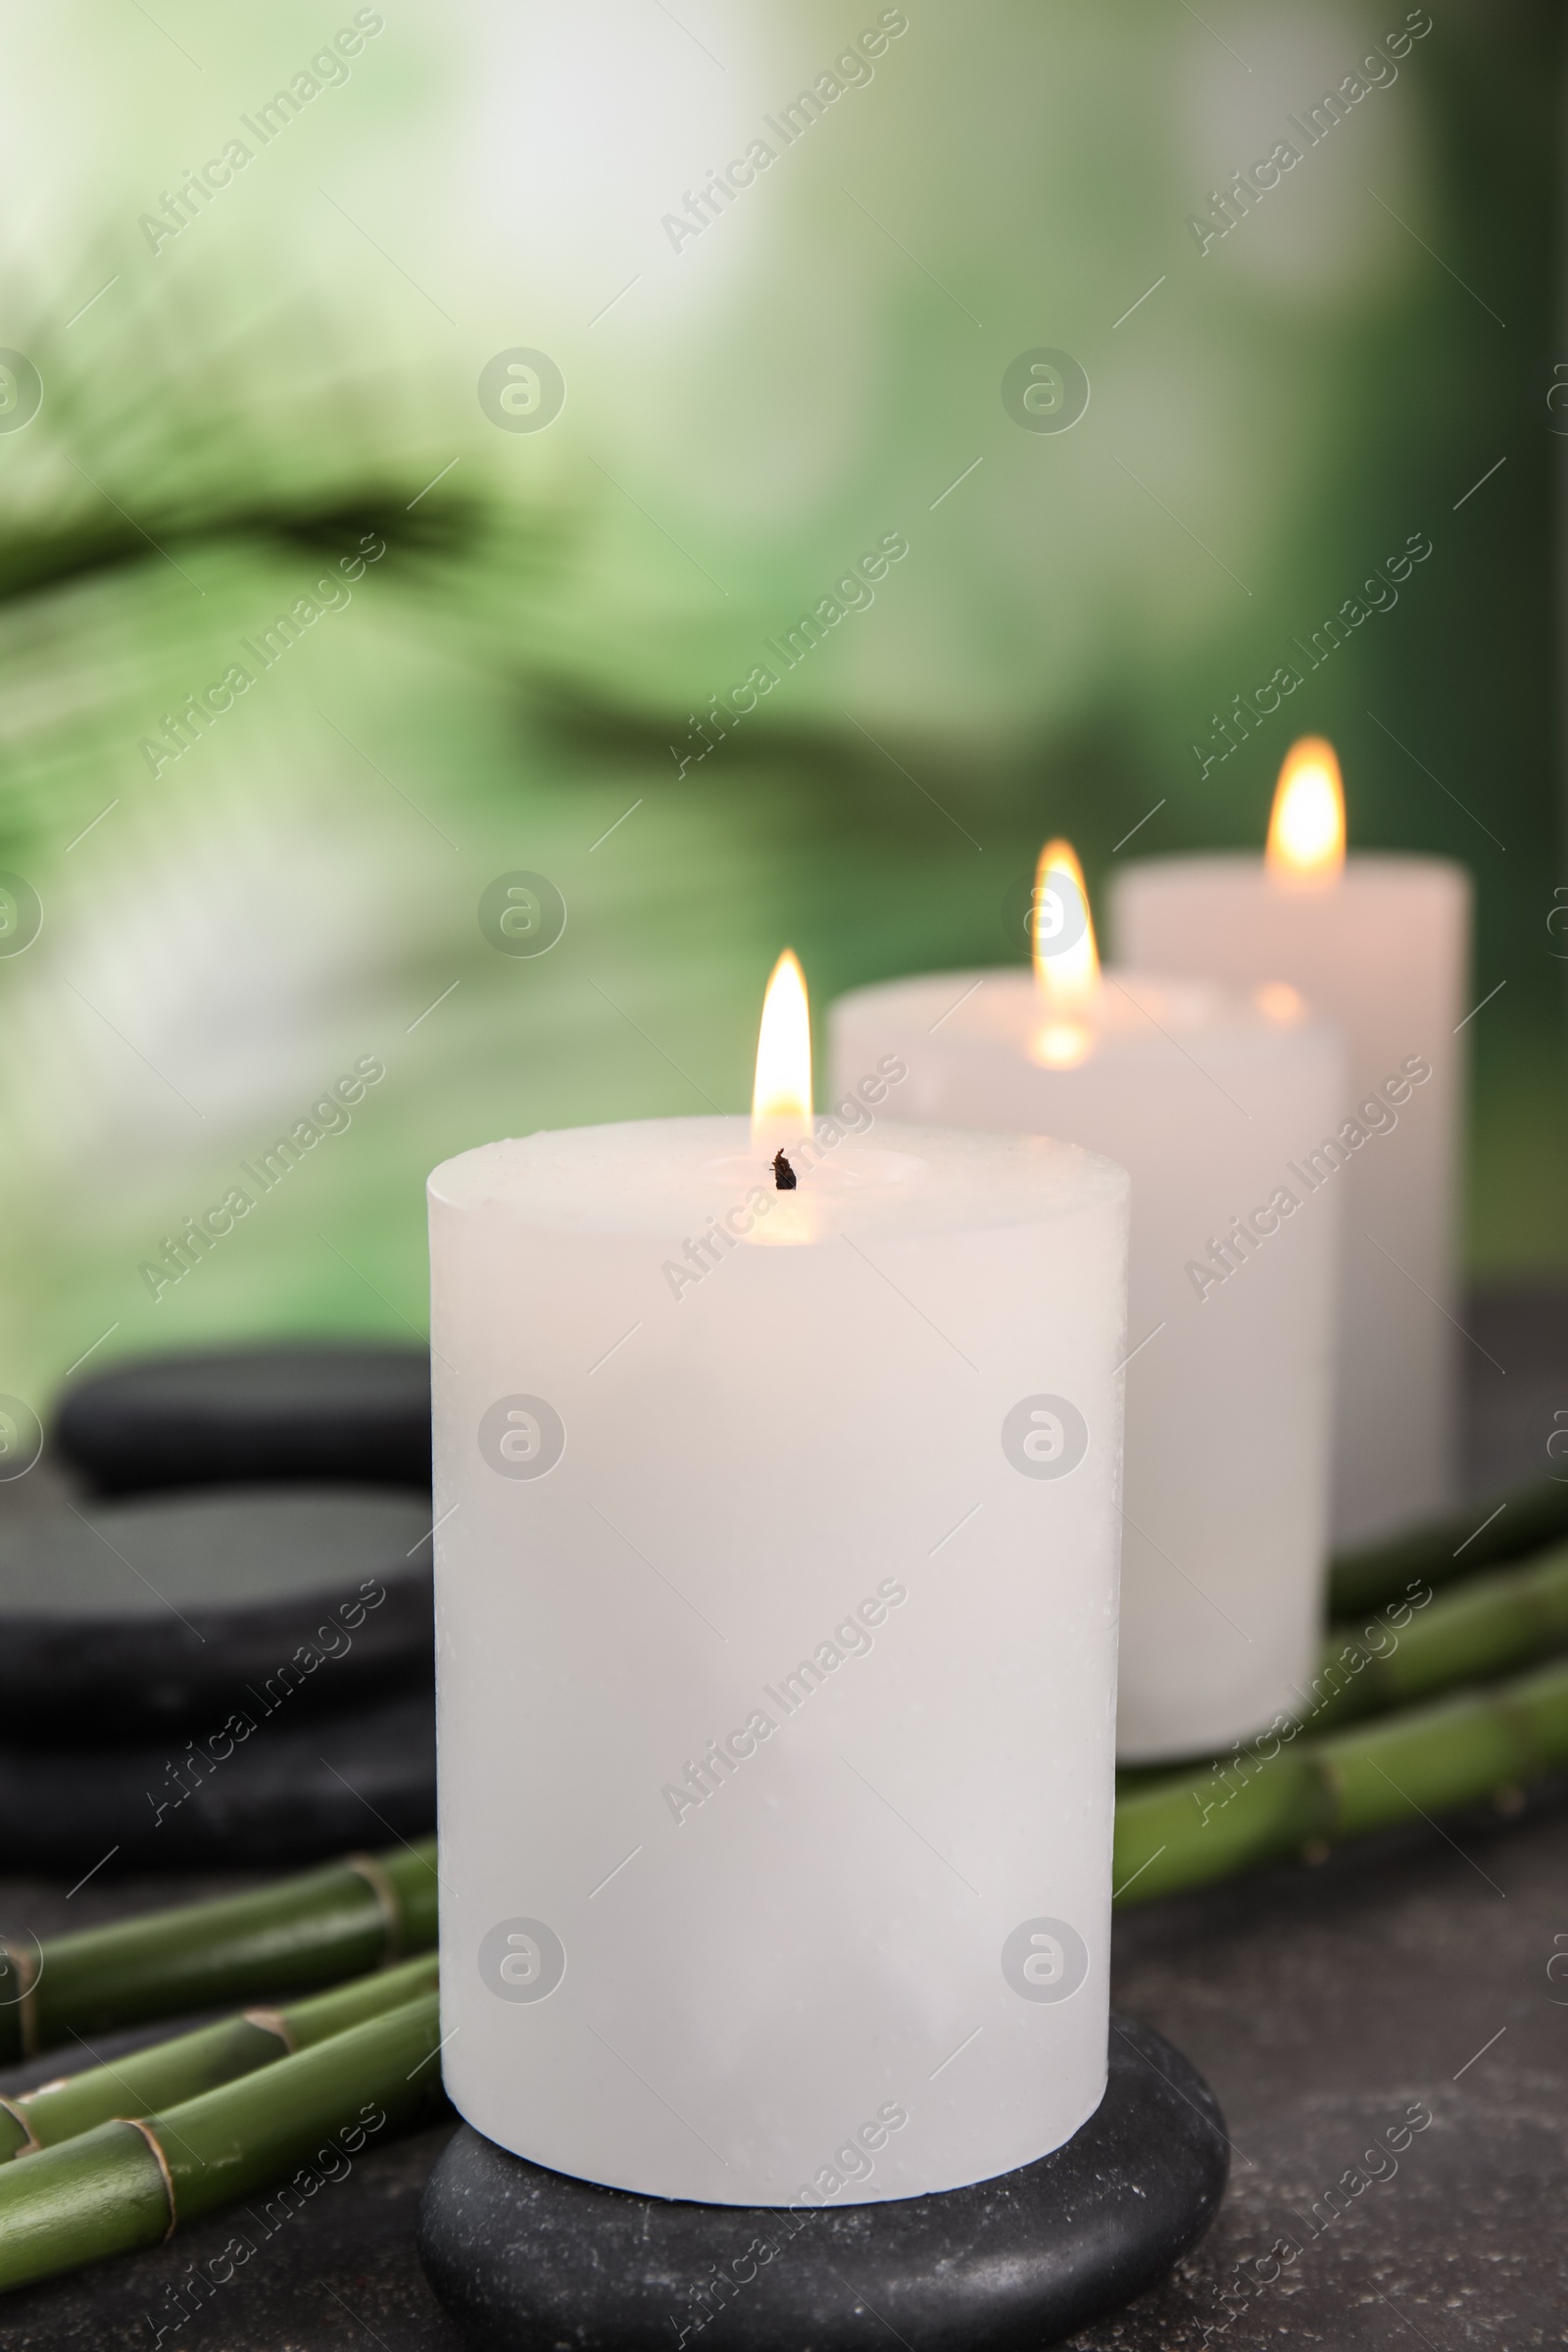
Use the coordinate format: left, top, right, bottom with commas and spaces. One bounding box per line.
830, 973, 1343, 1763
1111, 852, 1468, 1548
429, 1115, 1129, 2204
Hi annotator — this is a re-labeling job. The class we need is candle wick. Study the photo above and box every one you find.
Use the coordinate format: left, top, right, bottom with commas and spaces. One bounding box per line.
771, 1149, 798, 1192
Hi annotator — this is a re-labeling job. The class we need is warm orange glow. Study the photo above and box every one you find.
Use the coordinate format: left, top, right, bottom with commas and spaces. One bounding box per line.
1031, 838, 1100, 1067
1033, 1019, 1094, 1068
1266, 738, 1346, 885
1255, 981, 1306, 1026
752, 949, 812, 1151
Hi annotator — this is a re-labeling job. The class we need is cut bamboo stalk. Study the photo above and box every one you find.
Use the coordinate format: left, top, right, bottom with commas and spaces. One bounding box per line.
0, 1951, 439, 2161
4, 1645, 1567, 2291
0, 1990, 444, 2296
1311, 1543, 1568, 1731
1330, 1473, 1568, 1617
1112, 1655, 1568, 1906
1116, 1543, 1568, 1795
0, 1838, 436, 2064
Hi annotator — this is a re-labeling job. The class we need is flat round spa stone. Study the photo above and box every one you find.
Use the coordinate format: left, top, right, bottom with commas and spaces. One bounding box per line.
0, 1687, 435, 1867
0, 1485, 433, 1737
54, 1342, 431, 1494
417, 2017, 1227, 2352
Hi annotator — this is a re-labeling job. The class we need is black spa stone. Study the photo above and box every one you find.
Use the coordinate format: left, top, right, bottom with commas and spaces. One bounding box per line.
416, 2016, 1227, 2352
0, 1484, 433, 1739
0, 1687, 435, 1867
53, 1341, 431, 1494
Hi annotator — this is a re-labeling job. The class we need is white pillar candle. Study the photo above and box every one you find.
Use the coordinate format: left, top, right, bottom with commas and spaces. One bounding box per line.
831, 848, 1344, 1764
428, 958, 1129, 2207
1110, 741, 1471, 1550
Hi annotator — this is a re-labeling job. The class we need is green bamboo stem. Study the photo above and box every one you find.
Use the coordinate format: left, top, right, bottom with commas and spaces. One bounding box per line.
0, 1951, 439, 2161
2, 1635, 1564, 2295
1116, 1543, 1568, 1800
1330, 1473, 1568, 1617
1310, 1542, 1568, 1731
0, 1990, 443, 2296
0, 1838, 437, 2065
1112, 1654, 1568, 1906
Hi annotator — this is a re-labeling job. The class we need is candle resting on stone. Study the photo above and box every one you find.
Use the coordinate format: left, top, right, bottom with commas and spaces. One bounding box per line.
428, 956, 1130, 2203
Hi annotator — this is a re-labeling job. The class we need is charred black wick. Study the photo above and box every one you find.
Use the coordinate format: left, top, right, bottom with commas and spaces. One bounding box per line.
772, 1149, 798, 1192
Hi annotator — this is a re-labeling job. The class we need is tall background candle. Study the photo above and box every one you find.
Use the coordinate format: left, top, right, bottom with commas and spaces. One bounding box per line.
1111, 741, 1470, 1550
428, 959, 1130, 2204
831, 848, 1344, 1763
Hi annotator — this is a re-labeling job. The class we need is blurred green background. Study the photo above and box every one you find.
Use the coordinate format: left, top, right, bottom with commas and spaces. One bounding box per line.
0, 0, 1560, 1411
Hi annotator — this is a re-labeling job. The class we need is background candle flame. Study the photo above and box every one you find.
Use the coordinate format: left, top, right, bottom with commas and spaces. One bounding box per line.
752, 949, 813, 1149
1255, 980, 1306, 1026
1266, 737, 1346, 884
1031, 838, 1099, 1066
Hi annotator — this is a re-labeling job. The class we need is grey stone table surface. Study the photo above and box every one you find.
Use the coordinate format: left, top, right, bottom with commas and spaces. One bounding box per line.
2, 1800, 1564, 2352
0, 1290, 1564, 2350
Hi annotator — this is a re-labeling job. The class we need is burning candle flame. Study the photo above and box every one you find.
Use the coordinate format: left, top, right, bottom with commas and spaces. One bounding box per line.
1266, 738, 1345, 885
752, 949, 812, 1153
1031, 838, 1100, 1068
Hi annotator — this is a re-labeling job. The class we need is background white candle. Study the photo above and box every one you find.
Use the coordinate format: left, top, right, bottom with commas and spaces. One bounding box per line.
831, 970, 1343, 1763
1111, 769, 1470, 1550
429, 1113, 1128, 2204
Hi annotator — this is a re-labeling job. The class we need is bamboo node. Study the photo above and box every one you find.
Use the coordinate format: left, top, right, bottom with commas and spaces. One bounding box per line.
241, 2006, 296, 2053
123, 2116, 178, 2238
0, 2093, 39, 2156
344, 1854, 404, 1964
